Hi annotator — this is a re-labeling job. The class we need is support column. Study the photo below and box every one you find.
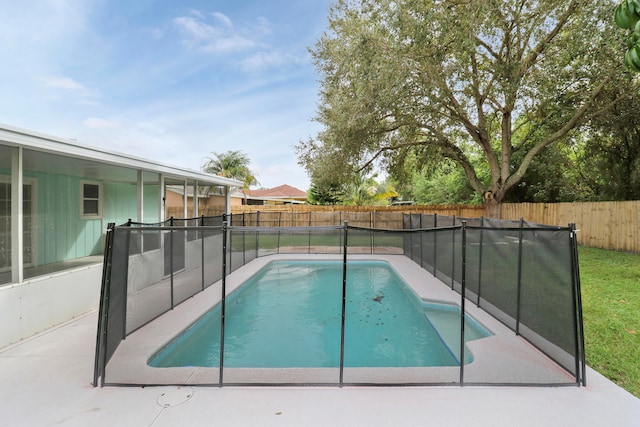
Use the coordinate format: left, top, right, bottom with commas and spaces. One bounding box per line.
11, 147, 23, 284
193, 180, 199, 217
159, 175, 166, 223
137, 170, 144, 222
183, 180, 188, 219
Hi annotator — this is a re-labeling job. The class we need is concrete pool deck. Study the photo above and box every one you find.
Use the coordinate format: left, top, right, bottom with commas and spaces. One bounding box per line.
107, 254, 575, 386
1, 256, 639, 426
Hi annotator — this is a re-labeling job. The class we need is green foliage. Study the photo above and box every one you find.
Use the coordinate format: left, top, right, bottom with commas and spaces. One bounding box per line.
307, 181, 344, 205
298, 0, 626, 213
579, 246, 640, 397
411, 160, 482, 205
577, 80, 640, 200
615, 0, 640, 71
342, 175, 398, 206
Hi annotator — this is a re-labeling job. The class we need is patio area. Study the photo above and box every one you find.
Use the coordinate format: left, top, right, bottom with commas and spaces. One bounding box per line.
1, 299, 639, 426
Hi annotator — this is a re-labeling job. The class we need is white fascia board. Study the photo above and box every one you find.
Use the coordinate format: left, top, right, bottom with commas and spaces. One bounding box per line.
0, 123, 242, 188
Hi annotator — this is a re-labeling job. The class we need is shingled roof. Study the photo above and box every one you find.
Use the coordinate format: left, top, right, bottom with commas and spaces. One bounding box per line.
246, 184, 307, 199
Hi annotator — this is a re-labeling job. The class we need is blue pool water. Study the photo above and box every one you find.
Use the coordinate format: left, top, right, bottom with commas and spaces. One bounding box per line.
149, 260, 491, 368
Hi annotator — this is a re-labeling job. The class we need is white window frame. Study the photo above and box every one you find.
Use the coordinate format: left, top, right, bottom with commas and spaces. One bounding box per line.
80, 180, 103, 219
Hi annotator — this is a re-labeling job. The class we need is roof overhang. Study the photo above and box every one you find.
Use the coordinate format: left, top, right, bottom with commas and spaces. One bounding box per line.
0, 123, 242, 188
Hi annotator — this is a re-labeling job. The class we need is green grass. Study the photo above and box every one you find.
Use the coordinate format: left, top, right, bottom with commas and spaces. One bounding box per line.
579, 246, 640, 398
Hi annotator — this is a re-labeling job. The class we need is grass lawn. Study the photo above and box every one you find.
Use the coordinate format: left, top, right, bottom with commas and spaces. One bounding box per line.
579, 246, 640, 398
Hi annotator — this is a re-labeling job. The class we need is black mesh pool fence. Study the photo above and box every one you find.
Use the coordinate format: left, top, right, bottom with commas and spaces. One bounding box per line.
93, 214, 585, 388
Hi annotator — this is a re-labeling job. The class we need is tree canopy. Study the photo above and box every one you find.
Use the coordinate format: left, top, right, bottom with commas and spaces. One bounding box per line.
297, 0, 628, 216
202, 150, 259, 196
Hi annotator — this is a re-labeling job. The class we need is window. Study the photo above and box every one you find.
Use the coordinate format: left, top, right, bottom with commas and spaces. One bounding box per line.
81, 181, 102, 219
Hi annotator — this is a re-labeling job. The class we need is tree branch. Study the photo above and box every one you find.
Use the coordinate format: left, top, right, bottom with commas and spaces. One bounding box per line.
516, 1, 578, 79
505, 77, 609, 189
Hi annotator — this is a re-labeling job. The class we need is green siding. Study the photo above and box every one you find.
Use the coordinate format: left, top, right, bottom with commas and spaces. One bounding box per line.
104, 182, 138, 226
143, 184, 160, 223
31, 172, 103, 264
5, 168, 159, 266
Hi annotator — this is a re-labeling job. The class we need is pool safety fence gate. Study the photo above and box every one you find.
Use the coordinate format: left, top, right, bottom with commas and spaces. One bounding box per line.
93, 214, 585, 388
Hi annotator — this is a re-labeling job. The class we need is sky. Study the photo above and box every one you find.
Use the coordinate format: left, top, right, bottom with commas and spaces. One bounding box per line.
0, 0, 335, 190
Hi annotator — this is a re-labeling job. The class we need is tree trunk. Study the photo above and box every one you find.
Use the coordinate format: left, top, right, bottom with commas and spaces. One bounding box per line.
484, 197, 501, 219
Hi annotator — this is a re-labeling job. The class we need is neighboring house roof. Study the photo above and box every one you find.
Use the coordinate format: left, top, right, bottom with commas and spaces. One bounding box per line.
233, 184, 308, 204
247, 184, 307, 199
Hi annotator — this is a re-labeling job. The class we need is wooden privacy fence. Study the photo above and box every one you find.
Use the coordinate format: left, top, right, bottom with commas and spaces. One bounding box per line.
167, 200, 640, 253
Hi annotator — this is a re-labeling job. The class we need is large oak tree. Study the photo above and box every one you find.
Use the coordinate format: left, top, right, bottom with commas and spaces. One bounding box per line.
297, 0, 627, 217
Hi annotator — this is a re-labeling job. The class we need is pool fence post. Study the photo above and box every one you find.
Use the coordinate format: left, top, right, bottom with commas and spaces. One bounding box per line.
201, 215, 205, 292
242, 213, 246, 266
433, 214, 438, 277
451, 216, 456, 289
277, 212, 281, 254
219, 221, 228, 387
308, 211, 312, 254
459, 221, 467, 386
515, 218, 524, 336
122, 223, 132, 341
339, 221, 348, 387
419, 214, 424, 269
570, 223, 587, 386
477, 216, 484, 307
256, 211, 261, 258
371, 210, 378, 254
369, 211, 373, 254
93, 222, 116, 387
169, 217, 175, 309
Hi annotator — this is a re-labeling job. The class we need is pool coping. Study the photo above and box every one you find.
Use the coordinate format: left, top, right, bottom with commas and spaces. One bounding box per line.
104, 254, 574, 386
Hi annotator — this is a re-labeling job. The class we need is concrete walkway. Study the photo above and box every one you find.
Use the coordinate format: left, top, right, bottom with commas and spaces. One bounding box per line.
0, 310, 639, 426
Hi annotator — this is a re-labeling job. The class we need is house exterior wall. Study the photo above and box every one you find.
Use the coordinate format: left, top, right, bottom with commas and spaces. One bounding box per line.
30, 171, 104, 265
0, 124, 239, 349
0, 264, 102, 347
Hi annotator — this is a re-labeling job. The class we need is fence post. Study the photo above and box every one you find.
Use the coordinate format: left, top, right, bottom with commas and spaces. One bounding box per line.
219, 221, 228, 387
369, 211, 374, 254
477, 216, 484, 306
201, 215, 205, 291
256, 211, 261, 257
242, 213, 246, 266
451, 215, 456, 289
419, 214, 424, 269
276, 212, 282, 254
308, 211, 312, 254
433, 214, 438, 276
515, 218, 524, 335
339, 221, 348, 386
459, 221, 467, 386
570, 223, 587, 386
93, 222, 116, 387
169, 217, 175, 309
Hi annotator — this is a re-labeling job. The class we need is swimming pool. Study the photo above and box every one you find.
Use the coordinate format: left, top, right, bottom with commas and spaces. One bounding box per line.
149, 260, 491, 368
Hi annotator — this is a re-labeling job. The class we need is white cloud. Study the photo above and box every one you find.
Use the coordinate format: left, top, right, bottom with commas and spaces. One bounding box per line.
150, 27, 164, 39
40, 75, 88, 91
240, 51, 305, 73
212, 12, 233, 28
173, 11, 262, 54
173, 16, 252, 53
255, 17, 272, 35
36, 75, 98, 105
83, 117, 120, 130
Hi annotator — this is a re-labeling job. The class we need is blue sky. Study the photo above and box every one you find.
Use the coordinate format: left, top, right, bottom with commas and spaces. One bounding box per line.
0, 0, 334, 190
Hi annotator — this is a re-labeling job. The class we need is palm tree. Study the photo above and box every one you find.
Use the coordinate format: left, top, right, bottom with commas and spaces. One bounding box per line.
202, 150, 259, 202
